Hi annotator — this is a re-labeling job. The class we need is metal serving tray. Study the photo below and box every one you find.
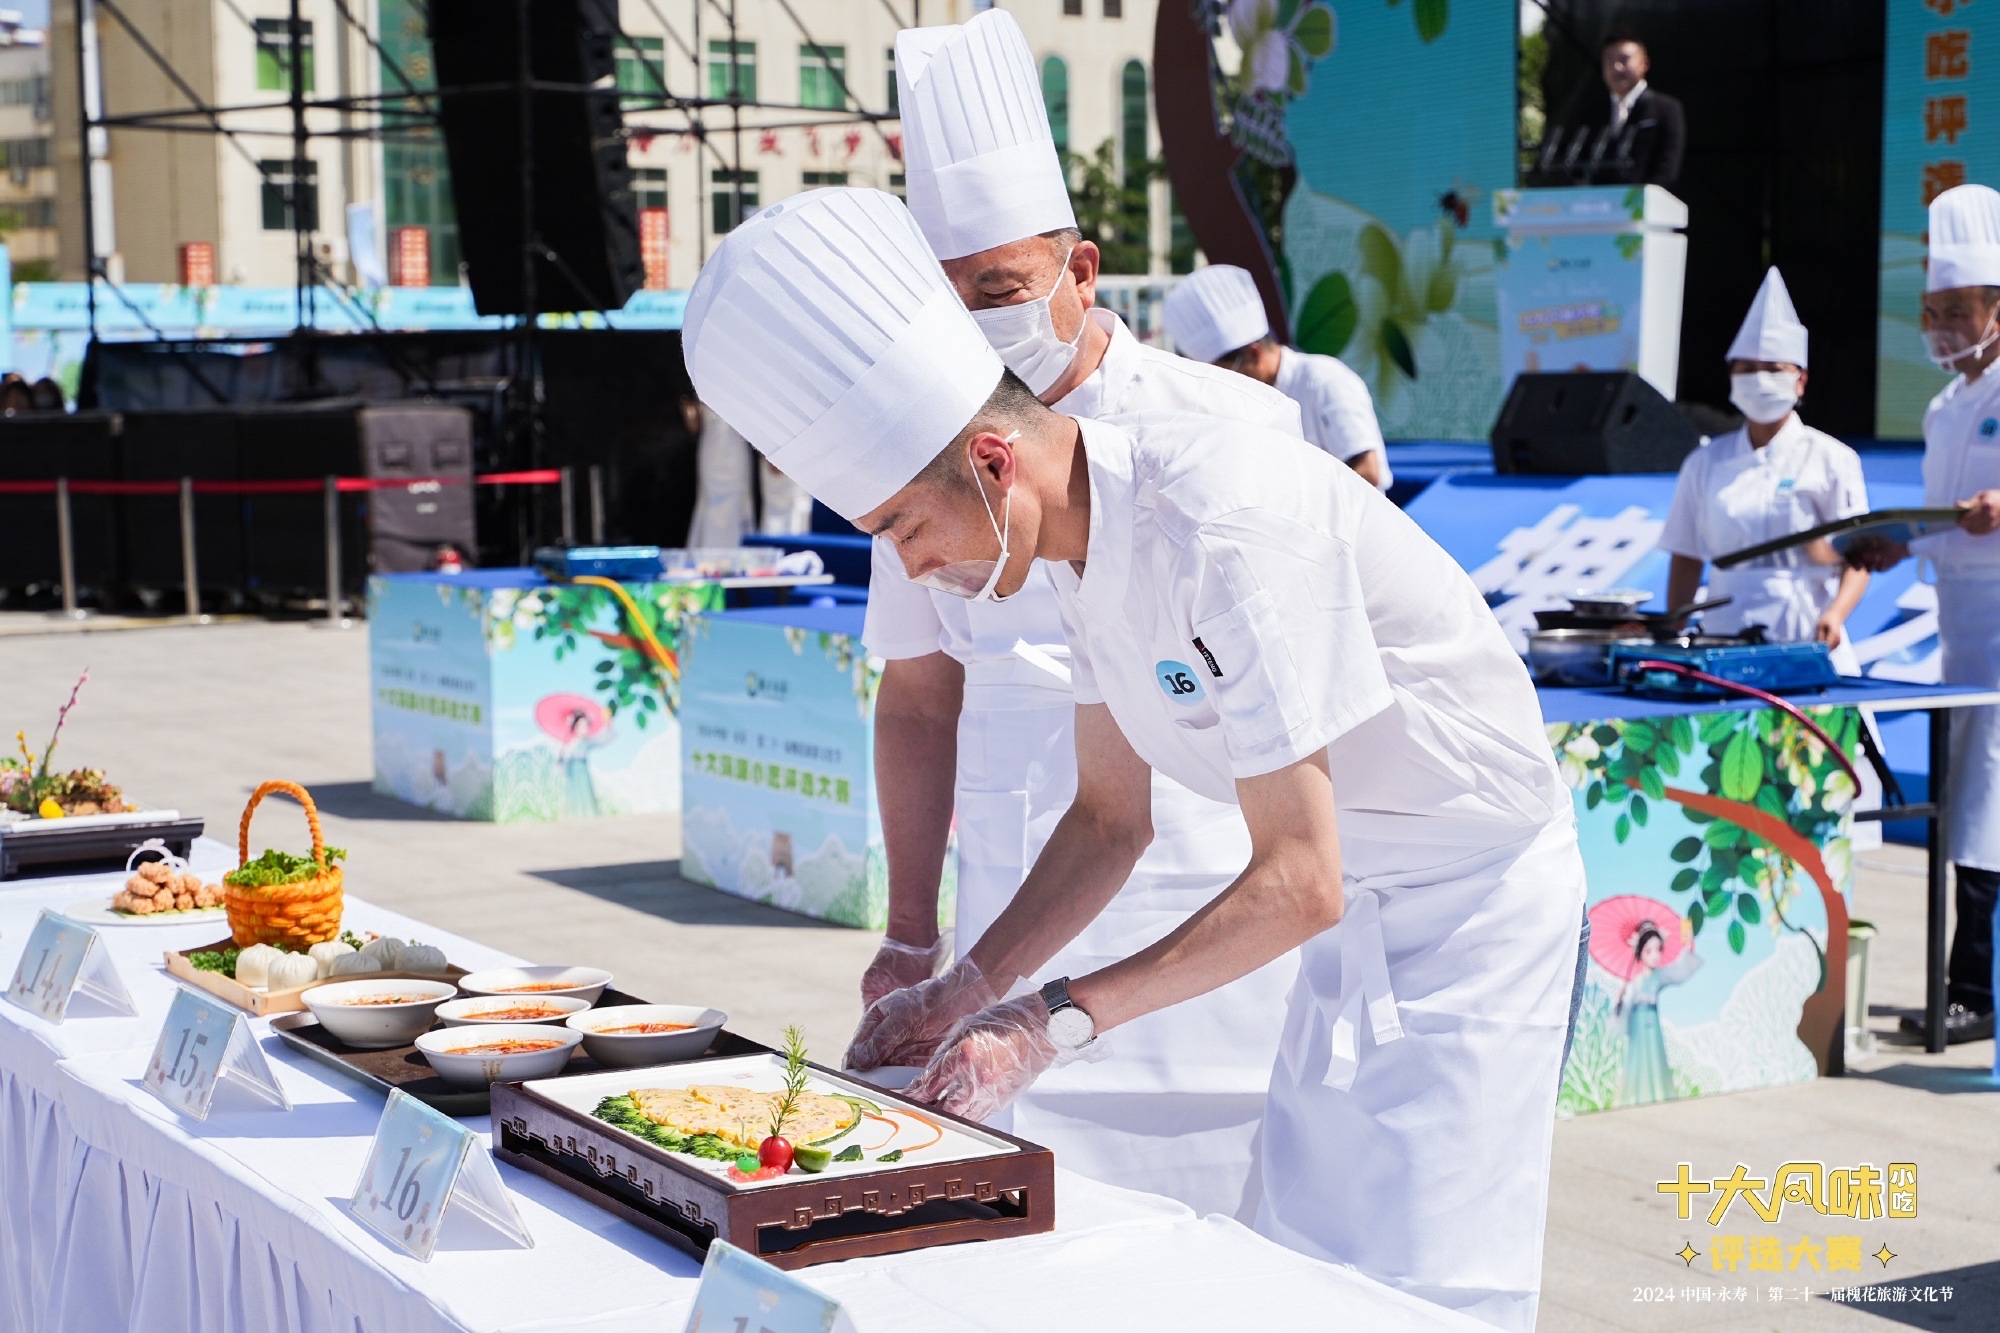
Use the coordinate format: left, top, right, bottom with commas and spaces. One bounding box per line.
491, 1055, 1054, 1270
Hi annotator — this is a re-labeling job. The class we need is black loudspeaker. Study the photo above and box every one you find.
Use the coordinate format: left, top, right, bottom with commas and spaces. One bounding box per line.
429, 0, 642, 316
0, 413, 122, 593
1490, 372, 1702, 475
358, 405, 477, 572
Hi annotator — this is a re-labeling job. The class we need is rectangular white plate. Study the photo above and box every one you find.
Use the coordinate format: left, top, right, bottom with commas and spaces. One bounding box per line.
523, 1054, 1019, 1191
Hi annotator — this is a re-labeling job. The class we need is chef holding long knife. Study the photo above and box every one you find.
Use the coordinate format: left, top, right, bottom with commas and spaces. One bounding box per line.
857, 10, 1301, 1219
1848, 183, 2000, 1047
683, 186, 1584, 1331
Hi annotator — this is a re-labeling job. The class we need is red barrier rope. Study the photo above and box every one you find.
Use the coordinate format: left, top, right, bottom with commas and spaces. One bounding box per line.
0, 469, 564, 497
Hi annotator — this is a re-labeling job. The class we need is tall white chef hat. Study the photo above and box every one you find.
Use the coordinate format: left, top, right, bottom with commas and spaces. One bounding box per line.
1927, 183, 2000, 291
1725, 267, 1808, 368
682, 188, 1004, 522
896, 10, 1076, 261
1162, 265, 1273, 364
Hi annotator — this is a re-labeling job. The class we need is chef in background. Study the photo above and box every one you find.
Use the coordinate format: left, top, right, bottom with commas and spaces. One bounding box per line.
856, 8, 1299, 1219
683, 185, 1585, 1331
1848, 183, 2000, 1047
1162, 263, 1391, 489
1658, 267, 1871, 670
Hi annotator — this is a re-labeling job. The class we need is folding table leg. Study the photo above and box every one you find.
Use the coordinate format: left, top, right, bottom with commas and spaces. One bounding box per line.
1926, 707, 1951, 1055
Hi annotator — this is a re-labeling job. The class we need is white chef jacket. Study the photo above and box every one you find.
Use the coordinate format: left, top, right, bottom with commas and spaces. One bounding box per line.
1048, 414, 1561, 843
1656, 417, 1869, 640
861, 309, 1304, 692
1273, 345, 1393, 491
1915, 368, 2000, 869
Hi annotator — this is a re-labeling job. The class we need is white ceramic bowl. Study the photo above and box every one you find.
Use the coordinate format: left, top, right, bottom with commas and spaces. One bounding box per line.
300, 978, 459, 1049
435, 994, 591, 1027
455, 965, 613, 1004
414, 1024, 583, 1087
565, 1004, 726, 1066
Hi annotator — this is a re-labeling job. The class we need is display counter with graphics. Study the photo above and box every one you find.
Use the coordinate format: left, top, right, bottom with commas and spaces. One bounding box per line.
368, 570, 724, 822
1493, 185, 1689, 399
677, 604, 954, 932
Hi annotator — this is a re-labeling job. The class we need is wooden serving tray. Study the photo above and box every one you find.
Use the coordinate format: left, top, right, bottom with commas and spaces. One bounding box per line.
163, 937, 467, 1016
490, 1060, 1055, 1271
268, 993, 771, 1116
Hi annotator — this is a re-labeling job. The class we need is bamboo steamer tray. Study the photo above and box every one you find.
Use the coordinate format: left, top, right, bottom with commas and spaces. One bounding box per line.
491, 1056, 1054, 1271
162, 940, 467, 1017
225, 781, 344, 949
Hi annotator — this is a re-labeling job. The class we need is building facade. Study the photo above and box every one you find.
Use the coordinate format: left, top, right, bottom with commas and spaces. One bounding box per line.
0, 17, 57, 278
50, 0, 1166, 294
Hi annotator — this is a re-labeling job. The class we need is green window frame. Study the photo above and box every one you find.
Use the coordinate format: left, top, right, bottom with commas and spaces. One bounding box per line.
254, 18, 315, 93
259, 158, 319, 231
1041, 55, 1069, 159
799, 44, 847, 110
616, 36, 665, 104
711, 169, 759, 234
708, 40, 756, 102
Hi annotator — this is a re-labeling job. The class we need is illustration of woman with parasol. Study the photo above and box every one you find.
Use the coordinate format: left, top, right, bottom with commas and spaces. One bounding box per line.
1589, 894, 1703, 1107
535, 694, 611, 819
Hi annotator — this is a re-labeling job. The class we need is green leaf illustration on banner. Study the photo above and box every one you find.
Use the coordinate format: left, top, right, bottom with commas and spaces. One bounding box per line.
1720, 729, 1763, 802
1671, 867, 1698, 892
1295, 271, 1359, 357
1615, 813, 1631, 843
1357, 224, 1404, 308
1295, 3, 1334, 57
1412, 0, 1448, 44
1670, 836, 1702, 862
1728, 919, 1746, 955
1380, 319, 1418, 379
1737, 893, 1762, 925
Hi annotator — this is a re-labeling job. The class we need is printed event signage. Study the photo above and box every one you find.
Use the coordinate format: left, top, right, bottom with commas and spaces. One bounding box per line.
5, 908, 136, 1022
142, 985, 291, 1120
348, 1089, 532, 1261
683, 1241, 857, 1333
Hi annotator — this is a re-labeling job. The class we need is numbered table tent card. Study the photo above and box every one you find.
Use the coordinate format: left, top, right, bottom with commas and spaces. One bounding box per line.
142, 985, 291, 1120
348, 1089, 532, 1262
684, 1242, 857, 1333
5, 909, 136, 1023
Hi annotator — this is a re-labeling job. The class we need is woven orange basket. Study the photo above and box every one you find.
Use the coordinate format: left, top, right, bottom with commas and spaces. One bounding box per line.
224, 780, 345, 948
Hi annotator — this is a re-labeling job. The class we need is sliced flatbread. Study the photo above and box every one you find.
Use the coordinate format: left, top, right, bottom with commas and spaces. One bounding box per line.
630, 1084, 859, 1150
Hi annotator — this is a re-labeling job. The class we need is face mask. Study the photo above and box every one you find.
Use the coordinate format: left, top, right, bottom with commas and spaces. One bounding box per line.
1922, 308, 2000, 371
969, 250, 1086, 397
906, 432, 1019, 602
1728, 371, 1800, 425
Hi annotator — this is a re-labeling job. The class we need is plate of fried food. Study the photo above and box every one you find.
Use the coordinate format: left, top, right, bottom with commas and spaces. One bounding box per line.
76, 848, 228, 926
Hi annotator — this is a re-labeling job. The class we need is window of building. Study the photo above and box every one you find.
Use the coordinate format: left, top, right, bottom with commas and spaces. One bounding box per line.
254, 18, 315, 93
1062, 0, 1082, 14
889, 172, 905, 197
1121, 60, 1148, 177
707, 40, 756, 102
711, 169, 758, 234
633, 167, 668, 211
379, 0, 459, 286
1041, 56, 1069, 159
801, 171, 848, 187
0, 138, 51, 170
616, 36, 665, 104
886, 49, 897, 115
0, 75, 46, 108
0, 199, 56, 230
799, 44, 847, 109
1103, 0, 1123, 16
259, 158, 319, 231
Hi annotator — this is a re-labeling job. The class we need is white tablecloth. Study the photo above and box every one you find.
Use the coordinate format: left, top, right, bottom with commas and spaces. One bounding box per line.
0, 842, 1485, 1333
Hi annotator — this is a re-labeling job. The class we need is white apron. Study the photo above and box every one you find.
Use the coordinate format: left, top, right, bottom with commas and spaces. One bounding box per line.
1703, 564, 1844, 651
953, 697, 1293, 1220
1938, 569, 2000, 870
1256, 813, 1586, 1333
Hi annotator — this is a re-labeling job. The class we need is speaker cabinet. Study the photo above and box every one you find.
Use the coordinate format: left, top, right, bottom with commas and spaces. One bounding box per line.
429, 0, 643, 316
1490, 372, 1701, 475
359, 405, 477, 572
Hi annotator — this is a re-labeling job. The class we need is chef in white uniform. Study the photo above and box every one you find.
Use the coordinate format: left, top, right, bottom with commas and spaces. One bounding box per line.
856, 9, 1301, 1219
683, 186, 1585, 1332
1849, 183, 2000, 1045
1163, 263, 1392, 490
1657, 268, 1871, 669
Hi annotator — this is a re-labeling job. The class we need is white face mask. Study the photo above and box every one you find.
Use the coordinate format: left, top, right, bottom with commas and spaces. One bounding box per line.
1728, 370, 1800, 425
968, 249, 1086, 397
1922, 308, 2000, 371
904, 432, 1019, 603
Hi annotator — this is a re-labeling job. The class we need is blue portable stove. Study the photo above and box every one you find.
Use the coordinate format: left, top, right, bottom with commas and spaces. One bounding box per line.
1608, 640, 1840, 700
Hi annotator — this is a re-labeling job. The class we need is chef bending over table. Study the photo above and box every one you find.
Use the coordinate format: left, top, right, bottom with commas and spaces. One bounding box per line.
857, 9, 1300, 1220
682, 187, 1585, 1332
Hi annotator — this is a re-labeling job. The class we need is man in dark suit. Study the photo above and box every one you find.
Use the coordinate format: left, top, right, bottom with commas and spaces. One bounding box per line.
1546, 33, 1686, 188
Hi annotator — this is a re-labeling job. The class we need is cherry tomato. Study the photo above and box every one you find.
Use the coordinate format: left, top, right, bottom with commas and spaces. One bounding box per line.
758, 1136, 795, 1172
726, 1162, 787, 1183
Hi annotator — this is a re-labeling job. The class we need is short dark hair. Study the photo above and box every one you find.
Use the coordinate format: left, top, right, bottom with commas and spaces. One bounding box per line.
1601, 31, 1646, 53
912, 369, 1048, 493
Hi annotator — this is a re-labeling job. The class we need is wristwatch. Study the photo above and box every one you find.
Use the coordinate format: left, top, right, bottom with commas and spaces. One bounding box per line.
1040, 977, 1097, 1052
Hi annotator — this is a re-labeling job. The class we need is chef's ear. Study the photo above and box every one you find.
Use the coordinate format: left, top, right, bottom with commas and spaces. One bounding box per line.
966, 429, 1018, 488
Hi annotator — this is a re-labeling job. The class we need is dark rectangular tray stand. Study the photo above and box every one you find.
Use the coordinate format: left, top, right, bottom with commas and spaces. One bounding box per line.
491, 1063, 1055, 1270
0, 815, 203, 879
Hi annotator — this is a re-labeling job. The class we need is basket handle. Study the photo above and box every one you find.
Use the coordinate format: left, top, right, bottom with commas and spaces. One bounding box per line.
237, 780, 326, 870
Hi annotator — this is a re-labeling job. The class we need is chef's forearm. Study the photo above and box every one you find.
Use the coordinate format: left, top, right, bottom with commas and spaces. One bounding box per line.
1666, 554, 1704, 612
1827, 565, 1870, 621
875, 654, 964, 947
1071, 753, 1343, 1033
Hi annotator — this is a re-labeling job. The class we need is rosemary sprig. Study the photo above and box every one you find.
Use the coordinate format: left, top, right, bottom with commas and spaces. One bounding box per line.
768, 1023, 809, 1139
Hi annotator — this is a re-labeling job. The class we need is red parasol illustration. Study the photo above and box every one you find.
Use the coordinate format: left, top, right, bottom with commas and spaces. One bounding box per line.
1587, 895, 1686, 981
534, 694, 610, 745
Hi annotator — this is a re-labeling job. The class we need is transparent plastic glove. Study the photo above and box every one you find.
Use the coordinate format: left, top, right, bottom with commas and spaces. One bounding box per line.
859, 936, 948, 1009
906, 993, 1061, 1124
843, 956, 1000, 1073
